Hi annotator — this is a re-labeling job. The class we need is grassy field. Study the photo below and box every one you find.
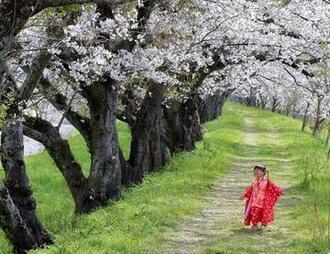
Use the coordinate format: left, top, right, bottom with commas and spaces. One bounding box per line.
258, 109, 329, 253
0, 103, 329, 253
0, 103, 245, 253
204, 104, 329, 254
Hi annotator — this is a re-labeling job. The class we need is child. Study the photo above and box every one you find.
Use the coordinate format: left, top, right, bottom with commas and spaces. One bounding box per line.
239, 165, 284, 230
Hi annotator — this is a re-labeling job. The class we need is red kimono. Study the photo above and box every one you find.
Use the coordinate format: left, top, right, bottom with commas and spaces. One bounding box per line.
243, 176, 283, 226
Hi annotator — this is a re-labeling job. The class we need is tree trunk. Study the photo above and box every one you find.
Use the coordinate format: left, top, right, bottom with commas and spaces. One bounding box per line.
313, 96, 323, 136
164, 93, 203, 154
0, 180, 38, 254
23, 80, 122, 214
86, 81, 122, 207
258, 94, 267, 109
301, 102, 310, 132
119, 148, 136, 186
22, 116, 93, 214
247, 87, 257, 107
127, 81, 168, 183
1, 119, 53, 252
271, 97, 280, 113
147, 108, 168, 172
198, 90, 229, 124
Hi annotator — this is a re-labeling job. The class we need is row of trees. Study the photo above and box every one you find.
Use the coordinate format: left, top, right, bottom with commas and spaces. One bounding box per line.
227, 2, 329, 150
0, 0, 328, 252
232, 63, 330, 158
232, 61, 330, 135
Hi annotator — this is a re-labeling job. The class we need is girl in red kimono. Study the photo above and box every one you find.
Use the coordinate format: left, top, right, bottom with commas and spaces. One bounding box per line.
239, 165, 284, 230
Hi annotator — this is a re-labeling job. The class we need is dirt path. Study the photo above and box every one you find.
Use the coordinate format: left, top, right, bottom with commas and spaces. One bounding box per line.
162, 114, 303, 253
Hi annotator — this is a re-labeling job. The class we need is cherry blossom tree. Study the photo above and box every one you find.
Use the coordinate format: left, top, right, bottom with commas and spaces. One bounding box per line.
0, 1, 134, 252
0, 0, 329, 251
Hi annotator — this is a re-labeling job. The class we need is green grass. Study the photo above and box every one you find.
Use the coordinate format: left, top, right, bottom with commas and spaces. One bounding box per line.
253, 107, 329, 253
0, 103, 245, 253
204, 105, 330, 254
2, 103, 328, 253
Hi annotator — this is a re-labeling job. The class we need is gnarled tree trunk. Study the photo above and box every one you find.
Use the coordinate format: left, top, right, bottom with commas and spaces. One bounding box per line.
164, 93, 202, 154
258, 94, 268, 109
126, 81, 168, 184
86, 81, 122, 205
247, 87, 257, 107
1, 119, 53, 253
147, 110, 168, 172
23, 116, 90, 214
24, 80, 122, 214
312, 96, 324, 136
271, 96, 281, 113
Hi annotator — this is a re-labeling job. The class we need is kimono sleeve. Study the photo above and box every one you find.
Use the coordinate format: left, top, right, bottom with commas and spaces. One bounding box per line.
243, 185, 253, 199
268, 180, 284, 199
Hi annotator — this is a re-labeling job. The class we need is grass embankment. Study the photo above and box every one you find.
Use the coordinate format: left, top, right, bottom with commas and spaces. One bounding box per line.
205, 105, 329, 254
261, 111, 329, 253
0, 103, 245, 253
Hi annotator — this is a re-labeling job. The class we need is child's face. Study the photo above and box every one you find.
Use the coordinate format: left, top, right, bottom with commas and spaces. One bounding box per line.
253, 168, 265, 178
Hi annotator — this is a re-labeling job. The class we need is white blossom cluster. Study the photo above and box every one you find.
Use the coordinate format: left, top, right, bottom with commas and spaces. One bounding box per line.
6, 0, 329, 119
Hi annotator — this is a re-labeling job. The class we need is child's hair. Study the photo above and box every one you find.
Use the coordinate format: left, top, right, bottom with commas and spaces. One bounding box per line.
254, 165, 269, 177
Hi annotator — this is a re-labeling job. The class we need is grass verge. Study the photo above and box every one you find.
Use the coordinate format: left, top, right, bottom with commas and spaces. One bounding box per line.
0, 102, 245, 253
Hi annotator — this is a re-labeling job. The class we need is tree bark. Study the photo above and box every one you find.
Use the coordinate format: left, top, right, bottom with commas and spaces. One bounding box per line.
164, 93, 203, 154
22, 116, 93, 214
271, 97, 281, 113
313, 96, 324, 136
1, 119, 53, 252
258, 94, 268, 109
32, 79, 122, 214
198, 90, 231, 123
119, 148, 136, 186
301, 102, 310, 132
85, 81, 122, 206
24, 80, 122, 214
127, 81, 168, 183
147, 109, 168, 172
247, 87, 257, 107
0, 180, 38, 254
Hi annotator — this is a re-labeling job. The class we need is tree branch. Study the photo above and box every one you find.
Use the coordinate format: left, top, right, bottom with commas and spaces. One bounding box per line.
284, 67, 314, 94
37, 0, 134, 12
22, 115, 87, 191
38, 77, 92, 146
19, 50, 51, 103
